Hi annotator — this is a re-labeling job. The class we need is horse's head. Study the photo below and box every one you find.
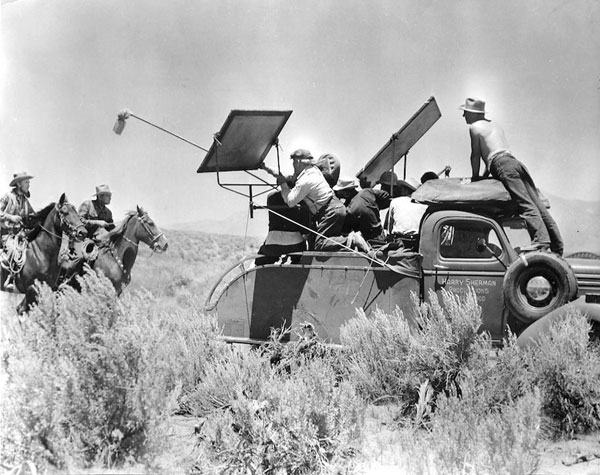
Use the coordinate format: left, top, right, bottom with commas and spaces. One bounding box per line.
133, 206, 168, 252
56, 193, 87, 241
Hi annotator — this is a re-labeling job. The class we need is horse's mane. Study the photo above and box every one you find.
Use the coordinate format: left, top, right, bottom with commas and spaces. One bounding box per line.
24, 202, 56, 241
104, 211, 137, 245
31, 202, 56, 223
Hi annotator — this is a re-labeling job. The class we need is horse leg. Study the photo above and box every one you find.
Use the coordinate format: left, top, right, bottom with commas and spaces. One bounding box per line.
16, 285, 38, 315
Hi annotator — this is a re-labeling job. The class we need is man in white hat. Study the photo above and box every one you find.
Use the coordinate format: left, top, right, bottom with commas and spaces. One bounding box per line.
58, 184, 116, 279
0, 172, 35, 290
460, 97, 563, 255
0, 172, 35, 229
79, 184, 115, 239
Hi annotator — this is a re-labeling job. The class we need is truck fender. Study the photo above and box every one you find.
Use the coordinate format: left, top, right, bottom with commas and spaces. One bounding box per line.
503, 251, 578, 324
516, 296, 600, 348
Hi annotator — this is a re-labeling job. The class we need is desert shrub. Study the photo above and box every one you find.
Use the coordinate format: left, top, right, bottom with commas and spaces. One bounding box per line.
183, 346, 273, 417
340, 288, 487, 413
403, 379, 541, 475
192, 356, 364, 475
523, 309, 600, 437
465, 331, 534, 409
0, 270, 225, 471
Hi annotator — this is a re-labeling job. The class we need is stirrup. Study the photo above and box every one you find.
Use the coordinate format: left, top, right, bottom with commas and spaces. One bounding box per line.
3, 274, 15, 292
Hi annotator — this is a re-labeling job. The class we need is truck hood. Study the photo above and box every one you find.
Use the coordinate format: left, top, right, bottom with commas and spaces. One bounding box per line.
566, 257, 600, 295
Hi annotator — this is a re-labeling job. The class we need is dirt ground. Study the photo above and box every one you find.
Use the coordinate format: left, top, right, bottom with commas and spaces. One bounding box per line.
354, 405, 600, 475
158, 411, 600, 475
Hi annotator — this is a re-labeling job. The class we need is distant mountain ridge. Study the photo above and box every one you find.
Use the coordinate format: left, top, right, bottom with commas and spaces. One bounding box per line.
169, 195, 600, 255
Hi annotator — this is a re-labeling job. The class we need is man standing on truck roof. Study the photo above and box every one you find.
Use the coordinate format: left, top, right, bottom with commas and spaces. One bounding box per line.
460, 97, 564, 256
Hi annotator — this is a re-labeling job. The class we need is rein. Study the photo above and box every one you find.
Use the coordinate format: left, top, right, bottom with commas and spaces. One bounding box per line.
40, 204, 86, 241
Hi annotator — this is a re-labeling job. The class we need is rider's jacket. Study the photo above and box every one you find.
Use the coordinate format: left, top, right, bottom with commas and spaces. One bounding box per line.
78, 199, 114, 237
0, 189, 34, 230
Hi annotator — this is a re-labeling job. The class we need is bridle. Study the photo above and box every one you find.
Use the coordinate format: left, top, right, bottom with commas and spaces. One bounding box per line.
108, 212, 164, 277
122, 213, 164, 249
41, 203, 86, 241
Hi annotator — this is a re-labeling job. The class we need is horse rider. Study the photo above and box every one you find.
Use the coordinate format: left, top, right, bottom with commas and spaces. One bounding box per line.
58, 184, 115, 280
0, 172, 35, 290
79, 184, 115, 238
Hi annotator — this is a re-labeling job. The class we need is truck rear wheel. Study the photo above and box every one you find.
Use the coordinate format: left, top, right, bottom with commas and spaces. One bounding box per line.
503, 252, 578, 323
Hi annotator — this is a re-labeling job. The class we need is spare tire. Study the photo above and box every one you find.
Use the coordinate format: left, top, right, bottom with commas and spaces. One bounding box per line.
503, 251, 578, 323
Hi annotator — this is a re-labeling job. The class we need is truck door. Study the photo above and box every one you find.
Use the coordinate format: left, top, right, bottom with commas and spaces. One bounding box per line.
422, 214, 511, 343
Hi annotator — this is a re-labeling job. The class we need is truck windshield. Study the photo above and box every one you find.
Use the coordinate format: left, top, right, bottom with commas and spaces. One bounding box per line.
440, 220, 503, 259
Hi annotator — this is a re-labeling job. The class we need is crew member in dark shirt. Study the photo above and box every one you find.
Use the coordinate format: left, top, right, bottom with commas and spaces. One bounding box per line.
334, 177, 391, 241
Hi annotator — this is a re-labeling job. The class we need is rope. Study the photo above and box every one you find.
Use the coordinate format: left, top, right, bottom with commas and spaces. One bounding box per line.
255, 204, 399, 272
1, 236, 27, 274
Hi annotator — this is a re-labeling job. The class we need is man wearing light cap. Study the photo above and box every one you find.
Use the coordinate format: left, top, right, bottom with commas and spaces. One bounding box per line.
79, 184, 115, 238
460, 97, 563, 255
266, 149, 348, 251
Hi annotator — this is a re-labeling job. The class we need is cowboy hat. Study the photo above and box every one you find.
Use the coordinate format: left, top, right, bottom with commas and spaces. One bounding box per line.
459, 97, 486, 114
9, 172, 33, 187
333, 176, 359, 192
93, 184, 112, 196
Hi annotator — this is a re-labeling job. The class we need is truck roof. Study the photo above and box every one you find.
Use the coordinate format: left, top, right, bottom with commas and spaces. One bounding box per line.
412, 177, 550, 215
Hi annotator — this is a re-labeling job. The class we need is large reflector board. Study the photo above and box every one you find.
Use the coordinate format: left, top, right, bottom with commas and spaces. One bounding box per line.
197, 110, 292, 173
356, 97, 441, 185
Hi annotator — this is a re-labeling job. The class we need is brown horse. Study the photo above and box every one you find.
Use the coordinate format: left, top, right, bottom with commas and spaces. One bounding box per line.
12, 193, 87, 313
91, 206, 168, 294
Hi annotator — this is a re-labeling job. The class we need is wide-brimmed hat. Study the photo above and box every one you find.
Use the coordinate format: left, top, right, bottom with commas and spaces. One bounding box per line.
9, 172, 33, 187
333, 176, 359, 192
290, 149, 313, 160
459, 97, 486, 114
377, 171, 399, 186
93, 184, 112, 196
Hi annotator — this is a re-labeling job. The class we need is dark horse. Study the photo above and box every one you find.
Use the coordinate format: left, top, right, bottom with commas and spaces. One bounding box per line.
11, 193, 87, 313
90, 206, 168, 294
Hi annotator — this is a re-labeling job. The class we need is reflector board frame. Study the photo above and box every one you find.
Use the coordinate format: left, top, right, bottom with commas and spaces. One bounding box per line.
356, 97, 441, 185
197, 110, 292, 173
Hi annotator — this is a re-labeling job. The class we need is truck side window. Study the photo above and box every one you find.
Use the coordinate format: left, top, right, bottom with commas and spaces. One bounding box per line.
439, 221, 502, 259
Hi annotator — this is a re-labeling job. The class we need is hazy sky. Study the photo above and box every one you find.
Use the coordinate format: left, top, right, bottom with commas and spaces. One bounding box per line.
1, 0, 599, 230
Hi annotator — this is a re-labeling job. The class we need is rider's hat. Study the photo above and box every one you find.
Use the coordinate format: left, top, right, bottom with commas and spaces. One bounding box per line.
9, 172, 33, 187
459, 97, 486, 114
93, 184, 112, 196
